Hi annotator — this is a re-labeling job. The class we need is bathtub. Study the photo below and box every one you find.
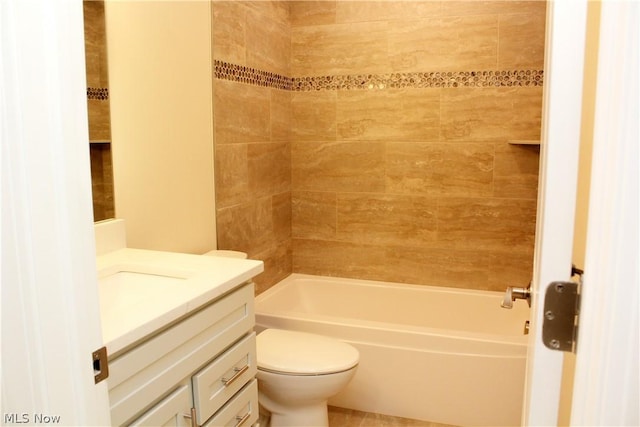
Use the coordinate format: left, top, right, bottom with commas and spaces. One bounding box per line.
254, 273, 530, 427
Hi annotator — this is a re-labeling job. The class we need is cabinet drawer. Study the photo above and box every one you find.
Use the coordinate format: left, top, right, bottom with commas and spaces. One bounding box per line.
202, 379, 258, 427
192, 332, 257, 425
128, 385, 191, 427
109, 283, 254, 426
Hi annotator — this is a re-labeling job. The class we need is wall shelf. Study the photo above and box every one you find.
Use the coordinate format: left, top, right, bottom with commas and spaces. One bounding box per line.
508, 140, 540, 145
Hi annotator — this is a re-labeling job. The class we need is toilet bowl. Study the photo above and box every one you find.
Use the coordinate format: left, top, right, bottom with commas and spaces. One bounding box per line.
256, 329, 359, 427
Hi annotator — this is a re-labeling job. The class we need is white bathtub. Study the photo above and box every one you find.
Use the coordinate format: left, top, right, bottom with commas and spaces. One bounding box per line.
254, 273, 530, 427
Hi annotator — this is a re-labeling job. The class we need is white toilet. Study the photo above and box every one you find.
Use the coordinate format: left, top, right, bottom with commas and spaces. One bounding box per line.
256, 329, 359, 427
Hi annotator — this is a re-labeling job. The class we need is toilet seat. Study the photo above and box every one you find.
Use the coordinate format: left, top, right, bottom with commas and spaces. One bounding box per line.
257, 329, 359, 375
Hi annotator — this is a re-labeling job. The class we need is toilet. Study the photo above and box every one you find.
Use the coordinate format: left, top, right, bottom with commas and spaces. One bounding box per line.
203, 249, 248, 259
256, 329, 359, 427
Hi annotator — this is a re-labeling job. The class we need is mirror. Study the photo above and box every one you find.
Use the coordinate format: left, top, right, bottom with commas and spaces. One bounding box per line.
83, 1, 217, 253
83, 0, 115, 221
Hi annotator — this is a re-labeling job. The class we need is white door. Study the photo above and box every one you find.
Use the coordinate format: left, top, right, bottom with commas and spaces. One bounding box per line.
1, 1, 111, 425
524, 1, 639, 426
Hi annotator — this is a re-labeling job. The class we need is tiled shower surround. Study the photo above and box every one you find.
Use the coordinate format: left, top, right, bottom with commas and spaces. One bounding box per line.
84, 0, 114, 221
213, 1, 545, 294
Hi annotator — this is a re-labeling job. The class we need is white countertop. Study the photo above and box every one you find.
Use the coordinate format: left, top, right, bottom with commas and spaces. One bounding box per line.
97, 248, 263, 357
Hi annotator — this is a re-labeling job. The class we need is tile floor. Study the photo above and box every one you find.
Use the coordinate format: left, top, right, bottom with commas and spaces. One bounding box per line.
327, 406, 457, 427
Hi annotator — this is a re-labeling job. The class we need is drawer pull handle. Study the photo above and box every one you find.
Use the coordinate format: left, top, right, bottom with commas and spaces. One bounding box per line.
222, 365, 249, 386
234, 412, 251, 427
183, 407, 197, 427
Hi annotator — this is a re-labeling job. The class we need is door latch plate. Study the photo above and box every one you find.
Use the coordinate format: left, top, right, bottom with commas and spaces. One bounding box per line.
93, 346, 109, 384
542, 281, 580, 352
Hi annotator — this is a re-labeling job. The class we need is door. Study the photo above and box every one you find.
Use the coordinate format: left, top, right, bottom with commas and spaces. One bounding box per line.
1, 1, 111, 425
523, 1, 639, 426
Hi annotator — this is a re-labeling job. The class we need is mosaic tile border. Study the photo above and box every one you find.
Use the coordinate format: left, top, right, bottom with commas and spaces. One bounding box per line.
293, 69, 544, 91
87, 87, 109, 100
214, 60, 544, 91
215, 60, 293, 91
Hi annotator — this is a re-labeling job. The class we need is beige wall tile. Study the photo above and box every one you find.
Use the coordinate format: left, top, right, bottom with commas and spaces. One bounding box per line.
214, 80, 271, 144
389, 15, 498, 72
440, 87, 543, 141
244, 1, 290, 28
487, 249, 535, 292
437, 197, 537, 252
498, 12, 546, 70
336, 193, 438, 245
253, 238, 292, 295
212, 1, 247, 65
248, 142, 291, 198
83, 1, 109, 87
493, 142, 540, 199
217, 197, 275, 256
385, 142, 495, 196
272, 191, 292, 243
246, 6, 290, 76
335, 1, 396, 24
292, 191, 337, 239
441, 1, 545, 17
290, 1, 336, 26
271, 89, 291, 142
215, 144, 249, 209
291, 21, 389, 76
87, 99, 111, 141
337, 88, 440, 141
293, 238, 388, 280
291, 91, 337, 141
336, 1, 442, 24
385, 245, 492, 288
292, 141, 386, 192
90, 144, 115, 221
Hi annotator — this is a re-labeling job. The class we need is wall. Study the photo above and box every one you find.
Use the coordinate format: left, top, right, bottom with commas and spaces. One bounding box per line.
105, 1, 217, 254
289, 1, 545, 291
212, 1, 546, 293
212, 1, 292, 294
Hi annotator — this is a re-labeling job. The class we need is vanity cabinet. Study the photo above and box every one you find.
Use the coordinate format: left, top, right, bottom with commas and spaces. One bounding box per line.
107, 282, 259, 427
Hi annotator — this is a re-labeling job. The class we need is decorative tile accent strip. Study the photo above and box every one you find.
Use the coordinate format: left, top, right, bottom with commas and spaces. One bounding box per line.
215, 60, 293, 90
213, 60, 543, 91
293, 70, 544, 91
87, 87, 109, 100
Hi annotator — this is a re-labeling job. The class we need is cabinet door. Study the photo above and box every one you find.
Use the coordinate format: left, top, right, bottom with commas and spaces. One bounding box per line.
129, 385, 192, 427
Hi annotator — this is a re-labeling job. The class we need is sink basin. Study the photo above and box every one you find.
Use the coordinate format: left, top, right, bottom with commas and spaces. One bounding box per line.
98, 265, 192, 313
100, 270, 187, 288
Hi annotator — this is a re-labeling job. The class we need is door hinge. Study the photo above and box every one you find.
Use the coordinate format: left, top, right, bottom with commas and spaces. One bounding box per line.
542, 266, 582, 353
92, 346, 109, 384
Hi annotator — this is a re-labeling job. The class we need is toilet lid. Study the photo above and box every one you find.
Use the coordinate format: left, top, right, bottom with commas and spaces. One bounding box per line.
257, 329, 359, 375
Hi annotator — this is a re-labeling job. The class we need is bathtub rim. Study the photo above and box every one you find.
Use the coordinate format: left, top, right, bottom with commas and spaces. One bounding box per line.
255, 273, 529, 355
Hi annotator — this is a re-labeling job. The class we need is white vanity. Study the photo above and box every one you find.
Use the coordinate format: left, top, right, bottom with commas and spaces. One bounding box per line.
96, 220, 263, 426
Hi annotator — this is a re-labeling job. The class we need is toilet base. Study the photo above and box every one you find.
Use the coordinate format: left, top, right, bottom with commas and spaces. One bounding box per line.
259, 395, 329, 427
